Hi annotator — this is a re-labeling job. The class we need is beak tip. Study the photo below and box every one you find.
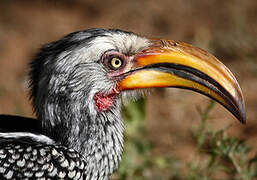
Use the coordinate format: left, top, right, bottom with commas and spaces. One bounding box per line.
239, 115, 246, 125
237, 102, 246, 124
240, 109, 247, 124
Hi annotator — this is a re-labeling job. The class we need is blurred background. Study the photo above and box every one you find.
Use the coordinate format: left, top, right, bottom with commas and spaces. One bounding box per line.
0, 0, 256, 179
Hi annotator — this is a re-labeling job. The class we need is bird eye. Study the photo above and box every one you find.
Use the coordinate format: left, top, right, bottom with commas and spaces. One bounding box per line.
109, 57, 123, 70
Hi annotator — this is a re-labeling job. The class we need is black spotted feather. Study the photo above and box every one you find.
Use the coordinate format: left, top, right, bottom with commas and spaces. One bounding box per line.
0, 141, 86, 180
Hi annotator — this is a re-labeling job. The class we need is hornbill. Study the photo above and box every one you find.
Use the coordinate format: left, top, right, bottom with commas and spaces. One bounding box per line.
0, 29, 245, 179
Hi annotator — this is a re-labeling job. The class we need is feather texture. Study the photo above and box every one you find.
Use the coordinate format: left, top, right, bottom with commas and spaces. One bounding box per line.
0, 29, 150, 179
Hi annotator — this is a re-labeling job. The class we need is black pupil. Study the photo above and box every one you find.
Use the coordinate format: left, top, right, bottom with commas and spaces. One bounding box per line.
115, 59, 120, 65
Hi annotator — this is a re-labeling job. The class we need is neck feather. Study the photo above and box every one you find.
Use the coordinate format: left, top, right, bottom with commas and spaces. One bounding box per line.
40, 98, 124, 177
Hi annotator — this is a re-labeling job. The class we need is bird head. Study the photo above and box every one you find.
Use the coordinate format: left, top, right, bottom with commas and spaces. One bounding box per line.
28, 28, 246, 178
29, 28, 245, 140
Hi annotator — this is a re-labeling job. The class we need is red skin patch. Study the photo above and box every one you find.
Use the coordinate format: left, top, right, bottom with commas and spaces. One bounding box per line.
94, 89, 119, 112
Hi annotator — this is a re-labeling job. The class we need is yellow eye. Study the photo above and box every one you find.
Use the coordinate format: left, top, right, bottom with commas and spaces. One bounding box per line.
110, 57, 123, 69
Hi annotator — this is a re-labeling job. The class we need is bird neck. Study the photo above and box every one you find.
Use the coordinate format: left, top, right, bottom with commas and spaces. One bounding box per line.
43, 100, 124, 177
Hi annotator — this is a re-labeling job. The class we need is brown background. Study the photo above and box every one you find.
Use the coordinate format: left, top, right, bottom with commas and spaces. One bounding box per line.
0, 0, 257, 173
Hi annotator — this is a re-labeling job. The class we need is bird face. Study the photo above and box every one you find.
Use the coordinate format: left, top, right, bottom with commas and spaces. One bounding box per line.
25, 29, 246, 179
81, 30, 245, 123
30, 29, 245, 132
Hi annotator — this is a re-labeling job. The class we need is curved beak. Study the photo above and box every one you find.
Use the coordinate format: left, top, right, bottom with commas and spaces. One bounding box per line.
116, 39, 246, 123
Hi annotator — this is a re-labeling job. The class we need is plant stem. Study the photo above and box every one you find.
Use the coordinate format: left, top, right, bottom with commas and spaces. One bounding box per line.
229, 153, 249, 180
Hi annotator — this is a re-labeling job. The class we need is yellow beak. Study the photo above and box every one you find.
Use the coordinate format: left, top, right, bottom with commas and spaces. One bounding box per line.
116, 39, 246, 123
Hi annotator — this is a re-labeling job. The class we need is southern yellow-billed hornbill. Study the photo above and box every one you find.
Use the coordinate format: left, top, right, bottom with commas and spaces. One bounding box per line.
0, 29, 245, 179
